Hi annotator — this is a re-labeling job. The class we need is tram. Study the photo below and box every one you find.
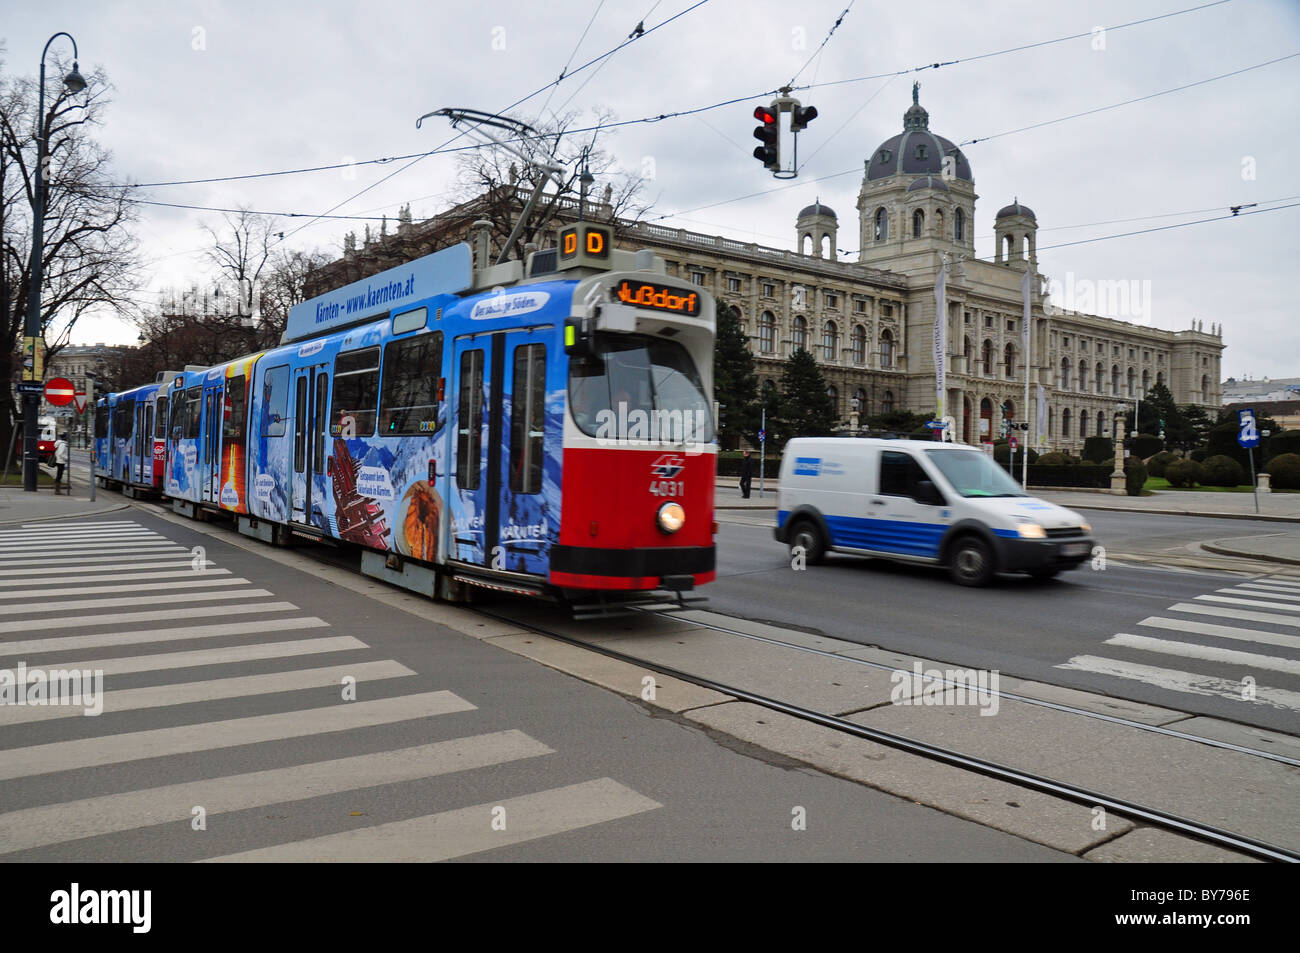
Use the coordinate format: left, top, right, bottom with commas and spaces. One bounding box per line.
93, 372, 181, 497
104, 222, 718, 603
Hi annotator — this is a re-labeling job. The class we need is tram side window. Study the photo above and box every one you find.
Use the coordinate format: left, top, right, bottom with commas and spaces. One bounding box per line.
94, 404, 108, 438
184, 387, 202, 439
261, 365, 289, 437
379, 333, 443, 435
510, 344, 546, 494
155, 397, 168, 438
456, 349, 484, 490
169, 391, 185, 440
330, 347, 379, 437
314, 374, 328, 473
114, 400, 135, 439
224, 376, 245, 439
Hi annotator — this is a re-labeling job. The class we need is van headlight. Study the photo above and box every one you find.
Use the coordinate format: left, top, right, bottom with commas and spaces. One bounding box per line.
657, 502, 685, 534
1080, 522, 1091, 534
1017, 523, 1047, 539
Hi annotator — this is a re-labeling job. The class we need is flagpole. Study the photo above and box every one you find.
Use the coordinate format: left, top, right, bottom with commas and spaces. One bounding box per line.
1021, 268, 1032, 489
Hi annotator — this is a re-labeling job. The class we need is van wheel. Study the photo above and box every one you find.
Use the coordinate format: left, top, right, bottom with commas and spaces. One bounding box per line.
789, 520, 826, 566
949, 536, 994, 587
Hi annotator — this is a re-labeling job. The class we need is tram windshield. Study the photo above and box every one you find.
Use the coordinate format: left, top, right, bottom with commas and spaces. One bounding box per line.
569, 333, 714, 444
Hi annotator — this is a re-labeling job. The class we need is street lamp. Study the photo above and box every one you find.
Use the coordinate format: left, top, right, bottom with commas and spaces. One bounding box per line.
22, 32, 87, 492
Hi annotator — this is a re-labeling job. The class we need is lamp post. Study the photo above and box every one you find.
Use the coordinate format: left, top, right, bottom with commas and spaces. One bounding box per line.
1110, 408, 1127, 495
22, 33, 87, 492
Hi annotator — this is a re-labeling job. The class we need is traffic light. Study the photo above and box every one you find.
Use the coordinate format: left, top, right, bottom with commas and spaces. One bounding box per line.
790, 105, 818, 132
752, 105, 779, 171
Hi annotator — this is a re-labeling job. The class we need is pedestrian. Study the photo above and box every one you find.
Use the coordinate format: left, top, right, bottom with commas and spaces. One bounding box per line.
53, 431, 69, 495
739, 448, 755, 499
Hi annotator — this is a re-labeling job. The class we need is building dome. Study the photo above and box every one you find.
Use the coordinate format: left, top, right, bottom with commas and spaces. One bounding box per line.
797, 199, 836, 220
996, 198, 1036, 220
906, 175, 950, 192
866, 83, 972, 183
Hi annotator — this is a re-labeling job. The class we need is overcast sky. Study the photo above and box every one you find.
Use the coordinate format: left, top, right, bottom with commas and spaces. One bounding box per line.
5, 0, 1298, 380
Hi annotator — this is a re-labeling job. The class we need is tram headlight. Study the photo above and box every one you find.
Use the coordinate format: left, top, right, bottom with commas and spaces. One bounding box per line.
657, 502, 685, 534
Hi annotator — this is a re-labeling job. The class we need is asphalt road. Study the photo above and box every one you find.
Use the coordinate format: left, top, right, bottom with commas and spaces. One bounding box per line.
711, 511, 1300, 735
0, 509, 1067, 863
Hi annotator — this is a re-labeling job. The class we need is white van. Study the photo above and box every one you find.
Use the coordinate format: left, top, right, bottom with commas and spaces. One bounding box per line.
775, 437, 1094, 586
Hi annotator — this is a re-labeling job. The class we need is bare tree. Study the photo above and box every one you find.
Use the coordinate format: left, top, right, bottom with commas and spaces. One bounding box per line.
200, 208, 278, 325
1, 51, 141, 449
452, 108, 651, 263
258, 247, 333, 343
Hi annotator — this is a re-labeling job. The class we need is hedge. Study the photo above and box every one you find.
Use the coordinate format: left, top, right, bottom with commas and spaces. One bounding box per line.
1166, 458, 1202, 487
1012, 464, 1113, 488
1082, 436, 1114, 464
1130, 433, 1163, 458
716, 452, 780, 477
1267, 430, 1300, 463
1266, 453, 1300, 490
1125, 459, 1148, 496
1147, 451, 1178, 478
1201, 454, 1246, 487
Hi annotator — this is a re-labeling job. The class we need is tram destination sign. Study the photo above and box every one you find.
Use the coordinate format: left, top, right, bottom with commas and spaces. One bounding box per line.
613, 279, 702, 316
285, 242, 472, 343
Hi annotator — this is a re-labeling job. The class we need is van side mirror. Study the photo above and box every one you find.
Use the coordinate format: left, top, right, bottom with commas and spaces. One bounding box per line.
915, 479, 944, 506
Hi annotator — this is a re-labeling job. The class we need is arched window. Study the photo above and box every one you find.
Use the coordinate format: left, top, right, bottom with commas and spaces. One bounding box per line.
826, 385, 838, 417
1004, 400, 1016, 422
1080, 412, 1088, 438
1047, 407, 1054, 436
1079, 360, 1088, 393
1156, 371, 1164, 386
874, 208, 888, 242
881, 390, 895, 413
1004, 343, 1016, 378
1097, 411, 1107, 438
954, 207, 965, 242
1060, 357, 1071, 389
759, 311, 775, 354
852, 325, 866, 364
880, 328, 894, 368
1062, 408, 1071, 437
1142, 368, 1151, 392
1095, 362, 1104, 392
935, 209, 944, 239
963, 335, 972, 364
982, 339, 994, 375
912, 209, 925, 238
1202, 374, 1210, 403
820, 235, 831, 258
854, 387, 867, 414
821, 320, 838, 362
792, 315, 807, 352
1111, 365, 1120, 395
980, 398, 993, 442
1127, 367, 1136, 397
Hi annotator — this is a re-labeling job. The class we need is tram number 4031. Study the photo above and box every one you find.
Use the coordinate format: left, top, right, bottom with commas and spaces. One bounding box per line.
649, 479, 684, 497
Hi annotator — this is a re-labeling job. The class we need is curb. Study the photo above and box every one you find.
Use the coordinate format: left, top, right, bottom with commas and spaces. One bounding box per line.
1059, 502, 1300, 523
1201, 541, 1300, 567
0, 502, 130, 525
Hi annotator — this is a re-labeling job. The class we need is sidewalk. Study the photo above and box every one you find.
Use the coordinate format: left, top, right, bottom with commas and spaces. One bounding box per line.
0, 465, 129, 524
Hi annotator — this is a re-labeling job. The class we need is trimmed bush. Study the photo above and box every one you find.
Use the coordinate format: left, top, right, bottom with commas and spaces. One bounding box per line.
1021, 464, 1112, 488
1125, 459, 1148, 496
1201, 454, 1246, 487
1206, 424, 1251, 471
1190, 448, 1209, 463
1266, 430, 1300, 463
1165, 459, 1202, 488
1036, 451, 1079, 466
1266, 453, 1300, 490
1147, 451, 1178, 478
1082, 436, 1114, 464
992, 440, 1039, 466
1130, 433, 1163, 458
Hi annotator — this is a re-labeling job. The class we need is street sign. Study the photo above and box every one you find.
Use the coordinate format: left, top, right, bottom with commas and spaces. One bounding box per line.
925, 419, 945, 429
16, 381, 44, 395
44, 377, 75, 407
758, 429, 766, 443
73, 390, 87, 414
1009, 436, 1018, 451
1237, 408, 1260, 448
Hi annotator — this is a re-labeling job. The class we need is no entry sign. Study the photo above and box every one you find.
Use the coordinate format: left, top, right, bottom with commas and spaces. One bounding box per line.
44, 377, 75, 406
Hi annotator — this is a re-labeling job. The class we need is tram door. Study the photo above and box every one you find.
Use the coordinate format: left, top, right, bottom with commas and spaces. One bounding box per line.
201, 379, 224, 503
133, 400, 153, 485
291, 364, 329, 524
450, 327, 551, 572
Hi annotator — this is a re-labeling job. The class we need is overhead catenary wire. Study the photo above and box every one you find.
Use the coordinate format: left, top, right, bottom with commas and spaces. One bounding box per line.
788, 0, 856, 87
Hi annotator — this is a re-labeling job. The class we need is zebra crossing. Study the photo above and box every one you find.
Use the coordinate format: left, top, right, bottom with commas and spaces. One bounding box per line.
1058, 574, 1300, 713
0, 519, 660, 860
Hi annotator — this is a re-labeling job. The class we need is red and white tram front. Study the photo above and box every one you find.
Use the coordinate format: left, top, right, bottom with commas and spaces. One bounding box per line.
555, 264, 716, 593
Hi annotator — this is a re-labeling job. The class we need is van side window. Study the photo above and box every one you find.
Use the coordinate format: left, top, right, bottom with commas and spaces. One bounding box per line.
879, 451, 929, 499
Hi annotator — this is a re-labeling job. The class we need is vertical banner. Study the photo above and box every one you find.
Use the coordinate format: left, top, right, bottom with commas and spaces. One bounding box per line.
1021, 268, 1033, 487
933, 260, 947, 418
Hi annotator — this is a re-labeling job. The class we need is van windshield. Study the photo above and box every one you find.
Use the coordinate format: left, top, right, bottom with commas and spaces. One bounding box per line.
924, 448, 1027, 498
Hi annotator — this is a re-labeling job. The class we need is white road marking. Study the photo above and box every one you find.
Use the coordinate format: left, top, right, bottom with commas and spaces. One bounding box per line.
0, 577, 249, 600
0, 560, 204, 577
1106, 632, 1300, 676
0, 588, 270, 616
0, 691, 476, 781
0, 617, 330, 658
0, 569, 231, 589
1195, 594, 1300, 613
202, 778, 661, 863
0, 601, 298, 634
1057, 656, 1300, 711
0, 731, 554, 855
0, 660, 415, 725
1167, 603, 1300, 628
17, 635, 364, 677
1137, 616, 1300, 651
0, 547, 185, 565
1224, 586, 1300, 603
